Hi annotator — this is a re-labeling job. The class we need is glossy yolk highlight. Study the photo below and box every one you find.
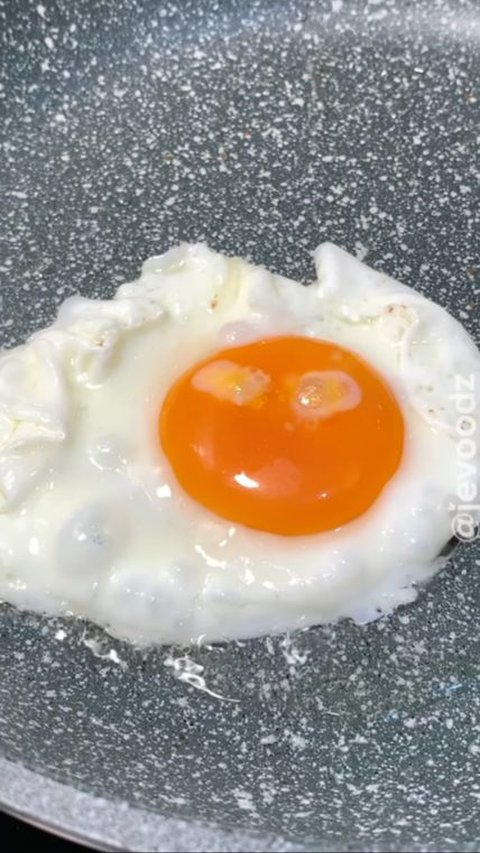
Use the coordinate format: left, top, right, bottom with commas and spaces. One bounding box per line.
159, 336, 404, 535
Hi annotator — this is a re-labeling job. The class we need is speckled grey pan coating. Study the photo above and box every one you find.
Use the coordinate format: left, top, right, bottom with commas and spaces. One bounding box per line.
0, 0, 479, 850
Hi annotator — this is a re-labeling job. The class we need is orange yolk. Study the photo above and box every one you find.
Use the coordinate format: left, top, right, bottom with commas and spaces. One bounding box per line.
159, 336, 404, 535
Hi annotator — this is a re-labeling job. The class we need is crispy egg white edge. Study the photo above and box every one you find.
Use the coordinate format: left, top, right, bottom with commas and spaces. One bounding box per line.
0, 242, 478, 645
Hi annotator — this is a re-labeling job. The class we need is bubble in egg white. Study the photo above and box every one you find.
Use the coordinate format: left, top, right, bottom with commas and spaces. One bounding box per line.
57, 503, 125, 577
107, 562, 199, 635
88, 435, 128, 472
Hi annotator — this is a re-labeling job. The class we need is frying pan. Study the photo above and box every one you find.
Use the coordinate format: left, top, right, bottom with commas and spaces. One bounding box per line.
1, 0, 479, 850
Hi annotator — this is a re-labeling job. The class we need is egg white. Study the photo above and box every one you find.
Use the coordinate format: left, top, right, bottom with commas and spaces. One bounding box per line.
0, 242, 478, 645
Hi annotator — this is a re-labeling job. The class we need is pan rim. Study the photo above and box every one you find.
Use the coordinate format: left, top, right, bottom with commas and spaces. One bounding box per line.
0, 755, 316, 853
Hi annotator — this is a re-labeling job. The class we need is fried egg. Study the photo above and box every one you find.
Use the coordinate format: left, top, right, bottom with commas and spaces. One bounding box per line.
0, 243, 479, 645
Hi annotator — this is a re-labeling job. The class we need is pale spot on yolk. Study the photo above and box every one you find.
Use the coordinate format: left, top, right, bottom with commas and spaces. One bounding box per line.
290, 370, 362, 420
159, 336, 404, 536
192, 360, 270, 406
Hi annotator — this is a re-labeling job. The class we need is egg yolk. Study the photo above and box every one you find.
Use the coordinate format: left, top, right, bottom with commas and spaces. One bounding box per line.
159, 336, 404, 535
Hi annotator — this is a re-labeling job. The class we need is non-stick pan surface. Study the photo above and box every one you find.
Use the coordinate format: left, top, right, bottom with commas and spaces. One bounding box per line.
0, 0, 479, 850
